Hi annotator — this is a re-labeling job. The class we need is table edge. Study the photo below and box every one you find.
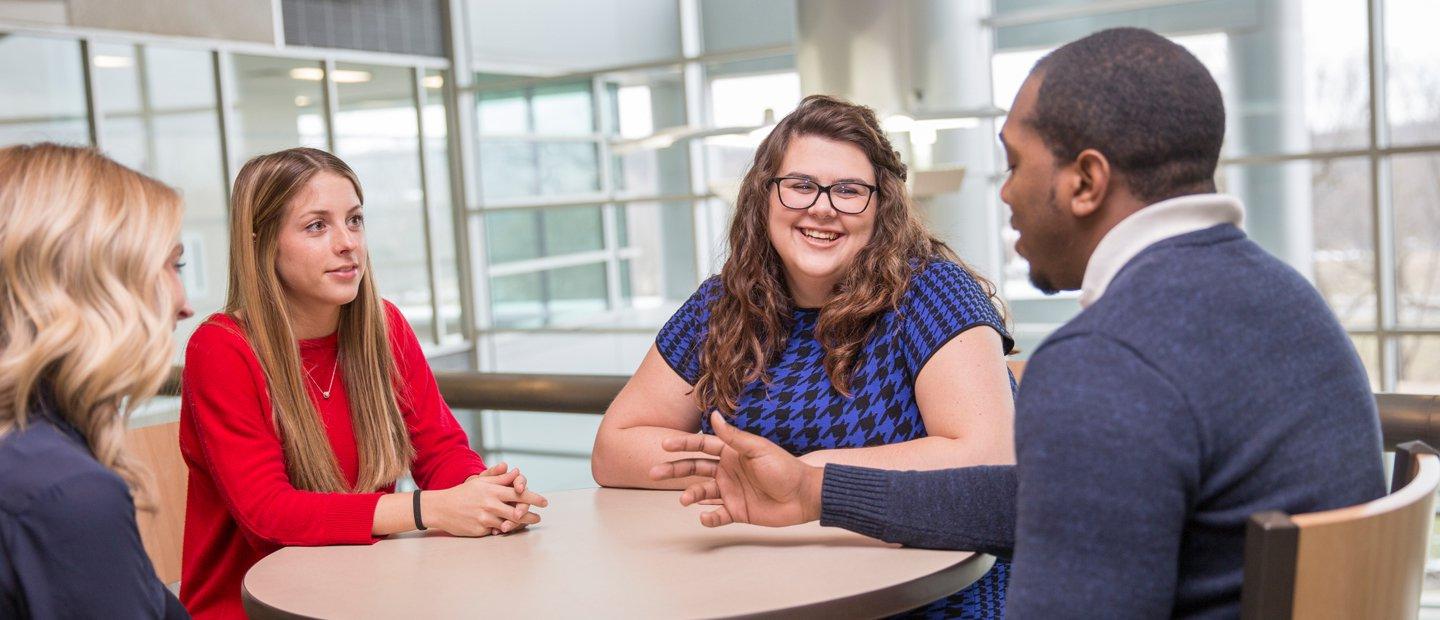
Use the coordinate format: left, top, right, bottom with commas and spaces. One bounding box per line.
717, 552, 997, 620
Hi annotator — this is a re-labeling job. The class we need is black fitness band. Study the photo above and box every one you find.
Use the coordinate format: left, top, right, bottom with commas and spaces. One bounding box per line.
413, 490, 427, 531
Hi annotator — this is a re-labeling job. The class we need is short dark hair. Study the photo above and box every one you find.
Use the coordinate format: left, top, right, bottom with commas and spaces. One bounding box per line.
1029, 27, 1224, 203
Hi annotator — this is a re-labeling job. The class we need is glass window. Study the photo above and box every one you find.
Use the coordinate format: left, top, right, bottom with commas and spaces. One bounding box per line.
488, 263, 609, 328
478, 139, 539, 200
423, 69, 465, 341
491, 271, 544, 328
536, 141, 601, 196
332, 62, 433, 342
546, 263, 609, 319
1397, 336, 1440, 393
1351, 334, 1380, 391
477, 88, 528, 134
485, 210, 541, 264
604, 68, 690, 197
90, 42, 229, 354
619, 200, 698, 304
0, 35, 88, 147
228, 55, 328, 161
532, 82, 594, 135
543, 206, 604, 255
707, 65, 800, 127
1385, 0, 1440, 147
1391, 153, 1440, 327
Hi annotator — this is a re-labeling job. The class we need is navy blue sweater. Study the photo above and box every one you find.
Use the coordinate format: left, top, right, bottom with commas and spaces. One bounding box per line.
0, 400, 187, 619
821, 224, 1385, 618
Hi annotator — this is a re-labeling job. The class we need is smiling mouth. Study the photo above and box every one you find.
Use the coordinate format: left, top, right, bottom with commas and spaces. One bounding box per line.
798, 227, 842, 242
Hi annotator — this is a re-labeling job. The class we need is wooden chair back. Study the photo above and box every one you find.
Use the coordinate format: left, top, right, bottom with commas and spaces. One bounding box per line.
1241, 441, 1438, 619
125, 421, 187, 586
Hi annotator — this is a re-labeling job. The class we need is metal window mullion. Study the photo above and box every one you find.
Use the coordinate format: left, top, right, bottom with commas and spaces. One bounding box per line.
413, 65, 444, 345
593, 75, 624, 311
1366, 0, 1398, 390
321, 58, 339, 153
438, 0, 490, 370
133, 43, 160, 174
679, 0, 712, 283
213, 50, 237, 200
78, 39, 104, 149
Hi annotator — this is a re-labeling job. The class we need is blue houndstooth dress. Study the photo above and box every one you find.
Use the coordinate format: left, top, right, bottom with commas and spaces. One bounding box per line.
656, 259, 1014, 619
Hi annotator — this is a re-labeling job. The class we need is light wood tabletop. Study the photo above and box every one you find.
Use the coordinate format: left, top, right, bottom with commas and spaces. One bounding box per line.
242, 487, 992, 619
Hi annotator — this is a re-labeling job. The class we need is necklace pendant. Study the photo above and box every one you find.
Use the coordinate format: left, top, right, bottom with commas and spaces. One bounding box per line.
321, 389, 332, 400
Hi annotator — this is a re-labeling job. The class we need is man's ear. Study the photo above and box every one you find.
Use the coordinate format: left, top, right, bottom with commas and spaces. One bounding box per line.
1068, 148, 1111, 219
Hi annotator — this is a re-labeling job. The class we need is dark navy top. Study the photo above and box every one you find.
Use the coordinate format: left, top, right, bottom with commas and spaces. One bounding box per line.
0, 398, 188, 619
656, 259, 1015, 618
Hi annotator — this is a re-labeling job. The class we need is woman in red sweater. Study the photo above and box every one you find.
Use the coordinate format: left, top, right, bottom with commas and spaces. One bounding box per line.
178, 147, 547, 619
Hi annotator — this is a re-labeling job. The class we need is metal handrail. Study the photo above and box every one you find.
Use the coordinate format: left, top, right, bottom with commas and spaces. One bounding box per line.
160, 368, 1440, 450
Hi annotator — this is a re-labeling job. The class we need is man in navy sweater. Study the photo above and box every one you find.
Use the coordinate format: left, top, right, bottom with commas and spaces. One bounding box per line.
652, 28, 1385, 618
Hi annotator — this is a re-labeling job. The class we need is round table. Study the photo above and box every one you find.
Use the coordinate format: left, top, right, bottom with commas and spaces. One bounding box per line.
243, 487, 992, 619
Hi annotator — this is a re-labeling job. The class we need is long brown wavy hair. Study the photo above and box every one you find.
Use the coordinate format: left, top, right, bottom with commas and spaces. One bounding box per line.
226, 148, 413, 493
0, 143, 183, 510
695, 95, 1004, 415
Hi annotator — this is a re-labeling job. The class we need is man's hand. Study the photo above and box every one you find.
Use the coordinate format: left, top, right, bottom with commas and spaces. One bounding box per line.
650, 412, 823, 528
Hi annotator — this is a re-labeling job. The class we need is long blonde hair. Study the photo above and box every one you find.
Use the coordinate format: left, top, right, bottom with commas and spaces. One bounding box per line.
0, 143, 183, 509
227, 147, 412, 493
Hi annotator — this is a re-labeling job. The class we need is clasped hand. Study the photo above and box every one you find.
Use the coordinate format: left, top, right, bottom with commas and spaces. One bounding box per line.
428, 462, 548, 537
648, 412, 823, 528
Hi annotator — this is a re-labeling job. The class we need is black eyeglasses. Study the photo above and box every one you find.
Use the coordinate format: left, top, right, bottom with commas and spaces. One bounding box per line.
769, 176, 878, 215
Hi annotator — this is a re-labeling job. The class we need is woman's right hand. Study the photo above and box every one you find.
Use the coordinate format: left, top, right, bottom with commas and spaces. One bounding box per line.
425, 468, 548, 537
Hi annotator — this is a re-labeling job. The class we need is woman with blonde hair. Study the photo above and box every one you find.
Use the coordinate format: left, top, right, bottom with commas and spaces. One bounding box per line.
0, 143, 193, 618
179, 147, 545, 619
591, 95, 1016, 617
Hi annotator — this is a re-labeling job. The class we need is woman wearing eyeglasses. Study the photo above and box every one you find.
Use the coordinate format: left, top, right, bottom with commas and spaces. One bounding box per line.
178, 148, 546, 619
591, 95, 1016, 617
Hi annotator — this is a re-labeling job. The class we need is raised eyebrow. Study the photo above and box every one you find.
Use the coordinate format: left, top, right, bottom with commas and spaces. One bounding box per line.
780, 172, 817, 181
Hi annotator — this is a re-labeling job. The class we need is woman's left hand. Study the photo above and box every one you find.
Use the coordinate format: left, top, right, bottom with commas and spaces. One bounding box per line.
473, 463, 542, 535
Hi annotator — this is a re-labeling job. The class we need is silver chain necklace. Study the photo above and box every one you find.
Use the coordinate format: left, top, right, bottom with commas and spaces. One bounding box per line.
304, 355, 340, 399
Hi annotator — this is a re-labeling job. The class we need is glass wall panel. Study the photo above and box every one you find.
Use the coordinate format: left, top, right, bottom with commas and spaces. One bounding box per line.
1385, 0, 1440, 147
484, 206, 603, 264
1391, 153, 1440, 327
228, 55, 328, 160
491, 271, 544, 328
423, 69, 464, 340
485, 210, 542, 263
1397, 336, 1440, 394
478, 140, 538, 200
619, 201, 698, 308
546, 263, 608, 318
333, 62, 433, 341
0, 35, 88, 146
90, 42, 229, 353
531, 82, 593, 135
488, 263, 609, 328
477, 88, 528, 134
542, 206, 604, 255
1350, 334, 1380, 391
604, 68, 689, 197
536, 141, 601, 195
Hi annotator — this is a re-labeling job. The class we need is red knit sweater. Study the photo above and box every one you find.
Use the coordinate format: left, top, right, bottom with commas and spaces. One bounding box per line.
177, 302, 485, 619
